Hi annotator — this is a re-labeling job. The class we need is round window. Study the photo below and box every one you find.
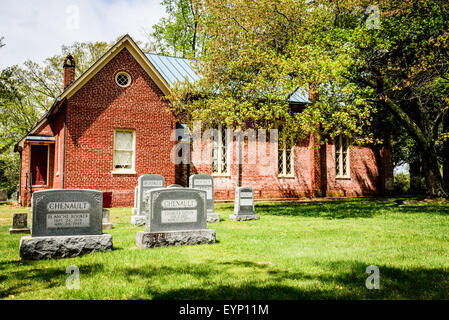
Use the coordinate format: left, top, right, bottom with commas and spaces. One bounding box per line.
115, 72, 131, 88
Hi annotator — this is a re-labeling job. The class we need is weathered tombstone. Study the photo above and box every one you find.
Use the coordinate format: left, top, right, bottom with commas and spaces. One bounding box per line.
131, 174, 165, 226
102, 209, 113, 230
11, 192, 18, 202
136, 188, 215, 248
9, 213, 30, 234
0, 189, 7, 202
19, 189, 113, 260
131, 186, 138, 215
189, 174, 219, 223
167, 184, 183, 188
230, 187, 260, 221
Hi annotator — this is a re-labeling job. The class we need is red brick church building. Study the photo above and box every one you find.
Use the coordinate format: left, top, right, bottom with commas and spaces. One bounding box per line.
15, 35, 393, 207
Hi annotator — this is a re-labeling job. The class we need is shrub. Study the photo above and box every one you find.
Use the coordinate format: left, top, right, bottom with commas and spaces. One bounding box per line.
394, 173, 410, 195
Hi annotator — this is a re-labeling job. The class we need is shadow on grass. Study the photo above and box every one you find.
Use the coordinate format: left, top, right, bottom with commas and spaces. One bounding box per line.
0, 263, 104, 298
253, 199, 449, 219
121, 259, 449, 299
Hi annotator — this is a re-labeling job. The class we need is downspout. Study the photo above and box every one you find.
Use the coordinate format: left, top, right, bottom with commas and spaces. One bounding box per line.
237, 130, 242, 187
18, 151, 22, 205
62, 114, 67, 189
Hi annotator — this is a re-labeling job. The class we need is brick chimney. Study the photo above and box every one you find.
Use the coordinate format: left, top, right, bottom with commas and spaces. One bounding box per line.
63, 54, 76, 90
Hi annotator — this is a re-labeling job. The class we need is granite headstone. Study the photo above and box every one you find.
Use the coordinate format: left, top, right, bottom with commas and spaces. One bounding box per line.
19, 189, 113, 260
230, 187, 260, 221
102, 209, 113, 230
189, 174, 219, 223
131, 186, 138, 215
136, 188, 215, 248
0, 189, 7, 202
9, 213, 30, 234
131, 174, 165, 226
30, 189, 103, 237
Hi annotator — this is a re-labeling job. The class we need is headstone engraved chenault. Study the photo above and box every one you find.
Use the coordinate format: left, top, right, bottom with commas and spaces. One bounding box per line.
19, 189, 113, 260
230, 187, 260, 221
136, 188, 216, 248
131, 174, 165, 226
9, 213, 30, 234
189, 174, 219, 223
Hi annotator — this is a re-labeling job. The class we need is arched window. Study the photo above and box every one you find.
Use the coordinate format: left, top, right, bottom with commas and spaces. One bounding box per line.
335, 135, 350, 178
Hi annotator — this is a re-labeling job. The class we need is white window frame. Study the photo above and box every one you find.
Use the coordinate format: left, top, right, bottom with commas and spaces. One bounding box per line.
56, 134, 61, 176
112, 129, 136, 174
335, 135, 350, 179
115, 71, 131, 88
278, 143, 294, 178
211, 125, 230, 176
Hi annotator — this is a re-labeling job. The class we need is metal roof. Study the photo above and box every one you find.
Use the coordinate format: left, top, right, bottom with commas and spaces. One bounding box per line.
26, 136, 55, 142
288, 87, 310, 104
145, 53, 200, 87
145, 53, 310, 104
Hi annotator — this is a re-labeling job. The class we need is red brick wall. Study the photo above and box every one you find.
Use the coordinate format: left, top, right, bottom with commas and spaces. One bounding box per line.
63, 48, 175, 207
18, 47, 392, 206
324, 143, 380, 197
190, 130, 385, 200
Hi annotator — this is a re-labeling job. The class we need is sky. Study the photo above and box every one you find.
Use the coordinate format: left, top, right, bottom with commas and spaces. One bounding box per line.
0, 0, 167, 69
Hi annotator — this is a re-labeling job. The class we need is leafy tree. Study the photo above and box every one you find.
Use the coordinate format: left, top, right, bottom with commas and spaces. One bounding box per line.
346, 0, 449, 197
0, 67, 40, 196
19, 41, 112, 110
168, 1, 375, 149
168, 0, 449, 197
0, 40, 116, 195
149, 0, 205, 57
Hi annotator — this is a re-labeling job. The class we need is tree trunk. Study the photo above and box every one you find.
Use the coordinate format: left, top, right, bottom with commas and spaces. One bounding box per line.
420, 146, 448, 198
382, 100, 447, 198
409, 158, 423, 195
443, 113, 449, 191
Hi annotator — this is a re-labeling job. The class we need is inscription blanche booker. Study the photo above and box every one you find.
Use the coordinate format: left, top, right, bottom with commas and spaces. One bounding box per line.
47, 213, 90, 228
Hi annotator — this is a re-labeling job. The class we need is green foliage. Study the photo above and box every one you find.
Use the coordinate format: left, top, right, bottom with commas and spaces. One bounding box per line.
168, 0, 449, 197
393, 173, 410, 195
0, 153, 19, 197
150, 0, 205, 57
167, 0, 379, 145
0, 41, 115, 195
19, 41, 112, 110
348, 0, 449, 196
0, 67, 41, 196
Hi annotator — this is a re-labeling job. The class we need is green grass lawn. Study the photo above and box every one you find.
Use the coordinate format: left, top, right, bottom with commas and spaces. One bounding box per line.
0, 198, 448, 300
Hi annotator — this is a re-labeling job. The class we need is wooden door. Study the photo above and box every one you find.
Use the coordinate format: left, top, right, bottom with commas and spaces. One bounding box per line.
30, 145, 48, 186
